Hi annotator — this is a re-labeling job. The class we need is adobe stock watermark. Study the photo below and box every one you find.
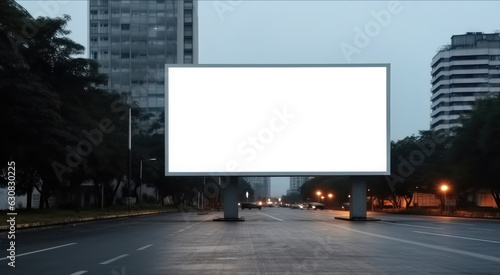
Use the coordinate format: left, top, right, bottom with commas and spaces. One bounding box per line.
212, 0, 243, 21
187, 106, 296, 207
294, 234, 337, 273
8, 1, 70, 53
339, 1, 403, 62
384, 128, 456, 193
226, 106, 296, 173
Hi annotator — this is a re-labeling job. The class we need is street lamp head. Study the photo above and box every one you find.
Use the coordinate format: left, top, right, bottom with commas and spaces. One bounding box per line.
441, 185, 448, 191
328, 194, 333, 198
316, 191, 321, 196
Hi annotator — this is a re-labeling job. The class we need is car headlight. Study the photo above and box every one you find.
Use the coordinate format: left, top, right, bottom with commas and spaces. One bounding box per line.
312, 206, 316, 209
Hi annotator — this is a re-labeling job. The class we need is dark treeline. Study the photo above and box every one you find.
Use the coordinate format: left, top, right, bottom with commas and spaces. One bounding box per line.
0, 0, 234, 209
300, 96, 500, 209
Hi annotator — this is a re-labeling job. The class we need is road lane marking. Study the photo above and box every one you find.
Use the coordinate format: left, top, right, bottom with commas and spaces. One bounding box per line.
100, 254, 129, 265
413, 231, 500, 244
0, 243, 77, 261
137, 244, 154, 250
69, 271, 87, 275
173, 214, 216, 235
322, 222, 500, 263
258, 212, 284, 221
378, 221, 443, 230
467, 227, 495, 231
216, 257, 238, 260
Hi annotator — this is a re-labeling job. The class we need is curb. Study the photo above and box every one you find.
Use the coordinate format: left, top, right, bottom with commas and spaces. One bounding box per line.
0, 209, 179, 231
377, 210, 500, 219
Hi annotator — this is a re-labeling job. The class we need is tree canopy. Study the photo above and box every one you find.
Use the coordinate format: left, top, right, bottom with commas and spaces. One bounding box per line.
0, 1, 129, 208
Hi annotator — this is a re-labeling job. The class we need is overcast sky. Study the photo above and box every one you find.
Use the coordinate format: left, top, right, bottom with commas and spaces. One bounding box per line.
17, 0, 500, 197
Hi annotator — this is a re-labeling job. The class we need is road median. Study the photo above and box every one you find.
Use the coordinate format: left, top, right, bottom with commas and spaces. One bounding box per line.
0, 206, 180, 231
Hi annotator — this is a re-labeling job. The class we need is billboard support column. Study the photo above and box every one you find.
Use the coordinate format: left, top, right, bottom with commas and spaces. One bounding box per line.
214, 176, 244, 221
350, 178, 367, 220
337, 177, 379, 221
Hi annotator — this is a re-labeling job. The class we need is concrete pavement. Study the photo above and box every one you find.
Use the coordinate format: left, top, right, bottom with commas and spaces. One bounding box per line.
1, 208, 499, 274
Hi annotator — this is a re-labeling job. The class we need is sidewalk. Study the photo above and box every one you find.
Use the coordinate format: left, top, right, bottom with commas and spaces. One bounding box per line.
378, 208, 500, 219
0, 207, 181, 231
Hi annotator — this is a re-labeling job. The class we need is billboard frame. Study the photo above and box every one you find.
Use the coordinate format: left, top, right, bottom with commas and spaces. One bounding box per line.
165, 64, 390, 176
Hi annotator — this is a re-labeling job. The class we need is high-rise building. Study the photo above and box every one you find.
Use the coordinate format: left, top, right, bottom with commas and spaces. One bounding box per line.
243, 177, 270, 200
89, 0, 198, 130
431, 32, 500, 131
287, 177, 309, 195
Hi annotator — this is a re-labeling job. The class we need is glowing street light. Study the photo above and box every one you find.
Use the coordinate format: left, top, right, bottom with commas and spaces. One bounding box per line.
441, 185, 448, 211
316, 191, 321, 202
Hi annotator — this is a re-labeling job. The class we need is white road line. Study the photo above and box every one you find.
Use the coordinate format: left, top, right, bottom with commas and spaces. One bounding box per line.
137, 244, 154, 251
69, 271, 88, 275
467, 227, 495, 231
100, 254, 129, 265
378, 221, 443, 230
413, 231, 500, 244
321, 222, 500, 263
173, 214, 214, 234
216, 257, 238, 260
258, 212, 284, 221
0, 243, 77, 261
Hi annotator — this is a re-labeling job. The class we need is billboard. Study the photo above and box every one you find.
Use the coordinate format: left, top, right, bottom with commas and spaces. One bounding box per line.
165, 64, 389, 176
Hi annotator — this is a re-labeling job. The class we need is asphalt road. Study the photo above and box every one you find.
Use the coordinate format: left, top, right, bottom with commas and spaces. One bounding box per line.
1, 208, 500, 275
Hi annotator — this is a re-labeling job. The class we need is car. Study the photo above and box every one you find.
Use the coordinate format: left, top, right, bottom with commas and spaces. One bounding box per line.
306, 202, 325, 210
240, 202, 262, 210
290, 203, 304, 210
341, 202, 350, 211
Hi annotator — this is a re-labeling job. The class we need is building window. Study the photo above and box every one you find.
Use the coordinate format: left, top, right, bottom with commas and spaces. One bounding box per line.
184, 25, 192, 36
121, 24, 130, 30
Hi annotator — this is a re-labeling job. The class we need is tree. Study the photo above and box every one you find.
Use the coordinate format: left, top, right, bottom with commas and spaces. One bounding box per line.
0, 2, 130, 208
300, 176, 350, 205
450, 96, 500, 208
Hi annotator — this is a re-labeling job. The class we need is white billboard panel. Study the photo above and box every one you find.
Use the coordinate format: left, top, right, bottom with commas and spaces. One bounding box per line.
166, 65, 389, 176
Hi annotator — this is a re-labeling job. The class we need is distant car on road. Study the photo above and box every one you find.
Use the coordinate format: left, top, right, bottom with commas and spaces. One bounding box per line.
341, 202, 350, 211
240, 202, 262, 210
306, 202, 325, 210
290, 203, 304, 210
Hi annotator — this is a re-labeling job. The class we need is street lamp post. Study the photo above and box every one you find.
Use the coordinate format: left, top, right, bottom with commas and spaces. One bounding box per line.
128, 97, 132, 212
328, 193, 333, 207
140, 158, 157, 204
441, 185, 448, 212
316, 191, 321, 202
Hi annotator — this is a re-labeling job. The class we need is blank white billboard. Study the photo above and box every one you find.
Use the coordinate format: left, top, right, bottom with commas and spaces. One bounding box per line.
166, 65, 389, 176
